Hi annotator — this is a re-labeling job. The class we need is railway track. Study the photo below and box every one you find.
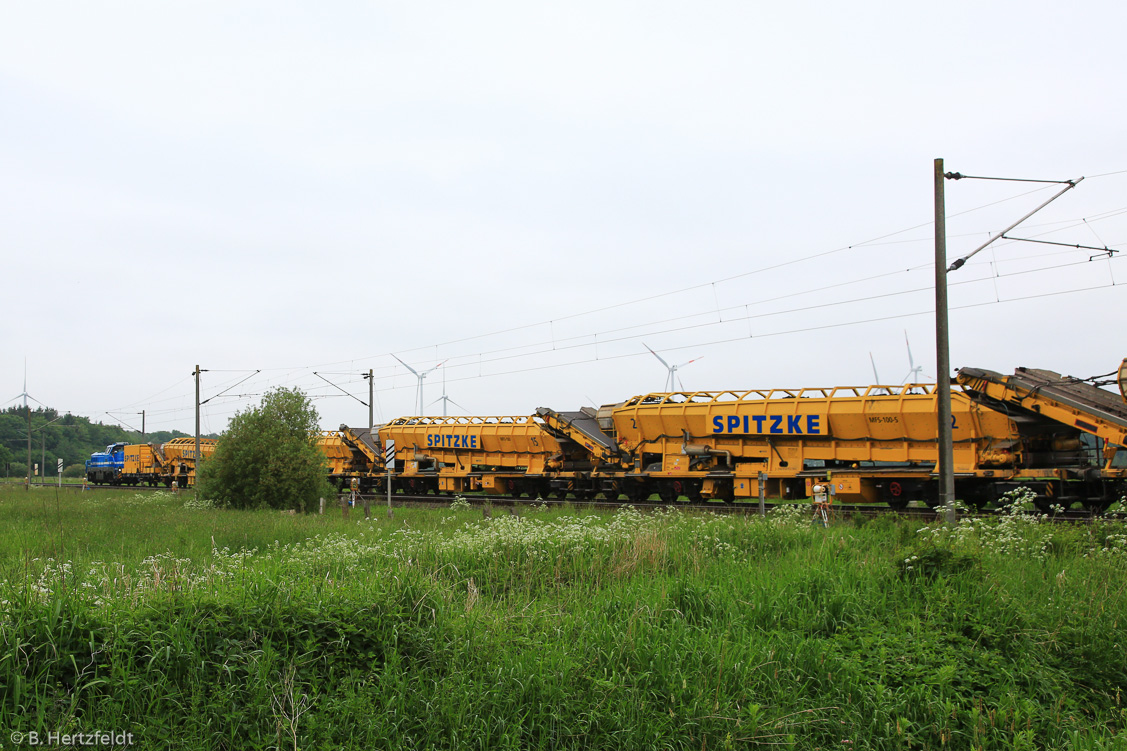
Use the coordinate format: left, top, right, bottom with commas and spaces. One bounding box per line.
342, 491, 1115, 523
3, 480, 167, 492
7, 481, 1116, 523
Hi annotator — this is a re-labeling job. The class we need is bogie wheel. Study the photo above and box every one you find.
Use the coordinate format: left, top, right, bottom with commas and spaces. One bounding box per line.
961, 485, 994, 512
658, 482, 680, 503
1082, 498, 1111, 514
917, 484, 942, 510
626, 483, 649, 503
882, 480, 908, 510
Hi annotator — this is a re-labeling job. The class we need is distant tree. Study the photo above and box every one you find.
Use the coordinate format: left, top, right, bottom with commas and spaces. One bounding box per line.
62, 463, 85, 479
196, 387, 332, 512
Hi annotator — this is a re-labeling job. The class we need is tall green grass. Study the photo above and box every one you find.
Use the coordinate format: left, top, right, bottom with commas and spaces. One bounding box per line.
2, 486, 1126, 749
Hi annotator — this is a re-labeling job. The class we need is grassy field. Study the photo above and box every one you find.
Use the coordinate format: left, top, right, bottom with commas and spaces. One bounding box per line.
1, 487, 1126, 750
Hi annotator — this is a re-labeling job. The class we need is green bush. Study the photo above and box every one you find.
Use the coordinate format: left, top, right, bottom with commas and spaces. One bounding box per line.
195, 387, 333, 512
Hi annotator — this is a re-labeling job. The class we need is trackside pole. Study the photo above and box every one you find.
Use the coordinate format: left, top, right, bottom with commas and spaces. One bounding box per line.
934, 159, 956, 523
758, 472, 766, 517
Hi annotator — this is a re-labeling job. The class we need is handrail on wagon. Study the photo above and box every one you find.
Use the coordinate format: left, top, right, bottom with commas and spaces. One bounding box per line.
623, 383, 963, 406
385, 415, 541, 427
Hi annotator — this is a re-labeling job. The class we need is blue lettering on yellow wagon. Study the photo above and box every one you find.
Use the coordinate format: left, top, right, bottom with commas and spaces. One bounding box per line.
426, 434, 480, 449
711, 415, 825, 435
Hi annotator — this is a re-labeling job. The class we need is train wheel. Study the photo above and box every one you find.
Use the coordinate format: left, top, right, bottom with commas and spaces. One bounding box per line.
961, 483, 994, 511
885, 480, 908, 510
658, 482, 679, 503
625, 482, 648, 503
1082, 497, 1111, 514
917, 483, 943, 510
879, 480, 911, 507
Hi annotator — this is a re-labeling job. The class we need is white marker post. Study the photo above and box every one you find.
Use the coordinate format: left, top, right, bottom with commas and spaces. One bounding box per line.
384, 440, 395, 519
57, 458, 63, 488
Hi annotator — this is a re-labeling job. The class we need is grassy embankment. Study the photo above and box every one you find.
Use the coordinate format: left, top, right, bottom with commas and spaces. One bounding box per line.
1, 486, 1126, 750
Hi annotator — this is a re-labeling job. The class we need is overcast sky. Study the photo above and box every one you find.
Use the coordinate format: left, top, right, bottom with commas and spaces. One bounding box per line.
2, 1, 1124, 436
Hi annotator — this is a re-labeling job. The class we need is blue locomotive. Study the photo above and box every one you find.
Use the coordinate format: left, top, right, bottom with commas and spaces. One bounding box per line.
85, 442, 126, 484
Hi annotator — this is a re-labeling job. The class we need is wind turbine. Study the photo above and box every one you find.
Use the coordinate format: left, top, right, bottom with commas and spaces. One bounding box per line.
8, 359, 42, 486
392, 354, 445, 415
644, 344, 702, 392
867, 352, 894, 395
7, 359, 44, 412
900, 331, 926, 384
428, 369, 467, 416
428, 392, 468, 417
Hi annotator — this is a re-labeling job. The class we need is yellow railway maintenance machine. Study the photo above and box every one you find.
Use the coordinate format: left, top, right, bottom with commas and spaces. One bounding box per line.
313, 358, 1127, 511
604, 384, 1021, 508
378, 415, 564, 497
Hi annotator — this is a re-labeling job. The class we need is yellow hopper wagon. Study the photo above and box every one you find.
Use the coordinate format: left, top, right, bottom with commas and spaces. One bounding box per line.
379, 415, 564, 497
160, 437, 217, 488
603, 383, 1023, 508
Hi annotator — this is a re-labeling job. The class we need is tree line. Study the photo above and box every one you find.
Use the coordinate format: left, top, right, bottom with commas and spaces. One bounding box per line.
0, 406, 209, 478
5, 388, 331, 512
